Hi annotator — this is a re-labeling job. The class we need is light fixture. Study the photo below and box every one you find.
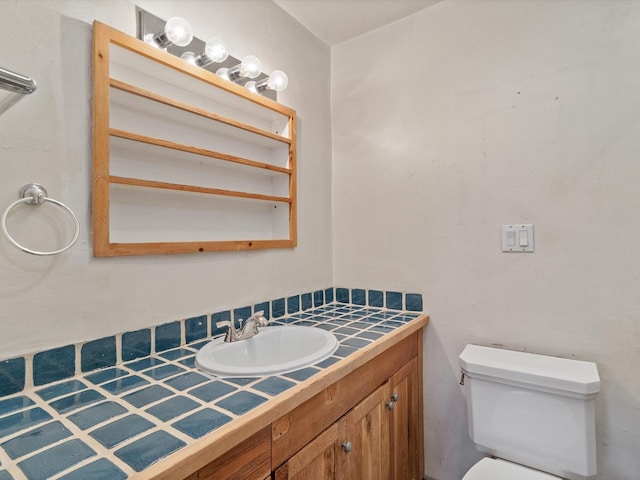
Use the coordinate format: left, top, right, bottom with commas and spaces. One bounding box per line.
144, 17, 193, 49
245, 70, 289, 94
217, 55, 262, 82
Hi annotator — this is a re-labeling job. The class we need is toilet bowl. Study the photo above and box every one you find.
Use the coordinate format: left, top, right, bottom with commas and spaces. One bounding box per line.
462, 458, 562, 480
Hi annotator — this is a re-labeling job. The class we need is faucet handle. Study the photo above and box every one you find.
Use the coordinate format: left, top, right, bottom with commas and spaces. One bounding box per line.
216, 320, 232, 329
249, 310, 269, 326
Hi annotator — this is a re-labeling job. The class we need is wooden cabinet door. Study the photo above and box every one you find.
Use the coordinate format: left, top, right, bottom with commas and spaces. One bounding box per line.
274, 420, 346, 480
341, 382, 391, 480
389, 358, 423, 480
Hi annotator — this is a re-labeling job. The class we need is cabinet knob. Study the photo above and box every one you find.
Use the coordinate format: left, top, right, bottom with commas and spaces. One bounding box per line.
342, 441, 353, 454
391, 393, 399, 402
386, 401, 395, 411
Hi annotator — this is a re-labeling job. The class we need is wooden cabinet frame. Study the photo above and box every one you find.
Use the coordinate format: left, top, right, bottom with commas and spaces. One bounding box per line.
92, 21, 297, 256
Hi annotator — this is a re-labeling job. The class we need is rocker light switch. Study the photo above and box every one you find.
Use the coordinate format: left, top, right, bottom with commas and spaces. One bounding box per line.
502, 224, 534, 252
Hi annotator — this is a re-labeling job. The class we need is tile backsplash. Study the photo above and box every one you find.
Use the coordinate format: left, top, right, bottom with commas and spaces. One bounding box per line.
0, 288, 423, 398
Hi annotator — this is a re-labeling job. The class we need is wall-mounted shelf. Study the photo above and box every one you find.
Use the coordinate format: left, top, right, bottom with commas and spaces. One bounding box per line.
92, 21, 297, 256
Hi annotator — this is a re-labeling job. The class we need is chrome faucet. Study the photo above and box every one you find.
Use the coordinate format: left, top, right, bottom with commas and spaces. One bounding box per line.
216, 311, 269, 343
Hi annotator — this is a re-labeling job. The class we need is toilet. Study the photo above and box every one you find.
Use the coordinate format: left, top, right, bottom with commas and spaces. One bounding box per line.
458, 344, 600, 480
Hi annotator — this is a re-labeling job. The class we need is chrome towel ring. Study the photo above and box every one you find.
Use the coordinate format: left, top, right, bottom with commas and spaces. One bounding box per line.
1, 183, 79, 256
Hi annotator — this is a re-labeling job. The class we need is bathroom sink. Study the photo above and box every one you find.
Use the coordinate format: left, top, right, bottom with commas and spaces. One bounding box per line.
195, 326, 339, 377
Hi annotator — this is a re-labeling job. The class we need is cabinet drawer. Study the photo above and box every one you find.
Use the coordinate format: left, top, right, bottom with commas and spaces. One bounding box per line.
271, 333, 418, 468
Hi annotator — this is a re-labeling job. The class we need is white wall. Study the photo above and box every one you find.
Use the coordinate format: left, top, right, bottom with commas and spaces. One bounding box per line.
332, 1, 640, 479
0, 0, 332, 358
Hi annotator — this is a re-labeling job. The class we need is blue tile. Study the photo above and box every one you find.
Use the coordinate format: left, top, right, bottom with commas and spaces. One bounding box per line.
301, 293, 312, 310
405, 293, 423, 312
336, 288, 350, 303
325, 288, 334, 303
313, 290, 324, 307
122, 329, 151, 361
187, 340, 209, 350
17, 439, 95, 480
81, 337, 116, 373
234, 306, 252, 324
1, 421, 72, 460
211, 310, 231, 337
386, 291, 403, 310
343, 337, 371, 349
252, 377, 295, 396
394, 313, 420, 322
145, 396, 200, 422
225, 377, 258, 386
36, 380, 87, 401
271, 298, 286, 318
368, 290, 384, 307
102, 375, 149, 395
315, 356, 340, 369
0, 407, 51, 438
0, 471, 13, 480
370, 311, 398, 320
333, 334, 347, 342
84, 367, 129, 385
284, 367, 320, 382
143, 364, 186, 381
159, 348, 194, 361
67, 401, 128, 430
215, 391, 267, 416
185, 315, 207, 343
126, 357, 165, 371
172, 408, 232, 439
287, 295, 300, 314
351, 289, 366, 305
122, 385, 174, 408
179, 357, 196, 368
33, 345, 75, 386
164, 372, 208, 391
335, 327, 359, 336
0, 396, 34, 417
254, 302, 270, 319
115, 431, 185, 472
370, 324, 396, 334
334, 345, 358, 358
50, 390, 105, 414
316, 323, 338, 331
0, 357, 25, 397
155, 321, 181, 352
357, 331, 384, 341
347, 321, 370, 330
89, 414, 155, 448
58, 458, 127, 480
188, 381, 236, 402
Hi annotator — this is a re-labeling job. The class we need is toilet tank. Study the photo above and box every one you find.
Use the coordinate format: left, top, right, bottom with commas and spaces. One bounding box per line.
459, 345, 600, 480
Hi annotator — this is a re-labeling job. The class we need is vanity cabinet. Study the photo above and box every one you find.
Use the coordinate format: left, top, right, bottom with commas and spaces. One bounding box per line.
171, 329, 425, 480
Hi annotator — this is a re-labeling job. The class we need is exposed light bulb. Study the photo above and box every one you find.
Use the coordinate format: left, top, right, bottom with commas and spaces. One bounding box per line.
180, 51, 197, 66
266, 70, 288, 92
239, 55, 262, 79
244, 81, 258, 93
164, 17, 194, 47
147, 17, 193, 49
204, 37, 228, 63
216, 67, 230, 81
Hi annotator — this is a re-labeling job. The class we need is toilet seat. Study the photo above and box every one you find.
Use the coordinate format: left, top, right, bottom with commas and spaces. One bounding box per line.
462, 458, 563, 480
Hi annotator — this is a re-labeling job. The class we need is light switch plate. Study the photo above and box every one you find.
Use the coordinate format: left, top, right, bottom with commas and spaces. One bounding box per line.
502, 224, 534, 252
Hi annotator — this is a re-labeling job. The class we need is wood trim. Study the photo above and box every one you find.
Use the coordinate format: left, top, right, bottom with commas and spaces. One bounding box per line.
109, 175, 292, 204
110, 129, 292, 175
138, 317, 428, 480
110, 79, 292, 146
92, 21, 112, 256
100, 239, 296, 257
416, 329, 425, 480
196, 426, 271, 480
288, 113, 297, 246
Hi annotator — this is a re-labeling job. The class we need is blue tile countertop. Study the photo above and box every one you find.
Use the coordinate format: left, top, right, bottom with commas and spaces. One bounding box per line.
0, 303, 427, 480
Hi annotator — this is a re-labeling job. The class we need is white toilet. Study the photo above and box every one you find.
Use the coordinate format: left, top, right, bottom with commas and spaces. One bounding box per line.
458, 344, 600, 480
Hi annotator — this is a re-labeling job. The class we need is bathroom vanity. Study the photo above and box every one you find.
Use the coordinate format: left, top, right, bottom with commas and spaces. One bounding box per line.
143, 320, 426, 480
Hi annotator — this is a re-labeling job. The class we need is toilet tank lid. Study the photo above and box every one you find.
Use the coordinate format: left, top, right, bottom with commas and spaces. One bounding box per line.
459, 344, 600, 395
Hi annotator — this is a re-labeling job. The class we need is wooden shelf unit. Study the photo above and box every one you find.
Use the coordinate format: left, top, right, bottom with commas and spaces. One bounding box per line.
92, 21, 297, 256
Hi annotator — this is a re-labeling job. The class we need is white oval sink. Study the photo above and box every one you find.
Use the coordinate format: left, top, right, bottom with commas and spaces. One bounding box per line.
195, 326, 339, 378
